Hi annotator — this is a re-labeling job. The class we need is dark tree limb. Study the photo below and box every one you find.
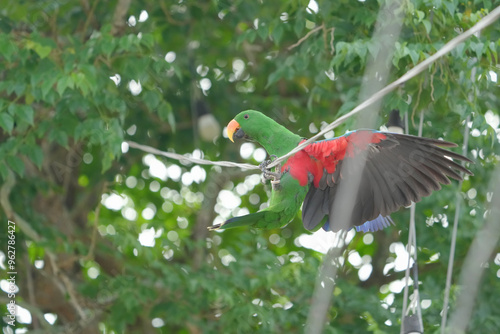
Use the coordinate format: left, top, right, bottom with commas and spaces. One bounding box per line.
110, 0, 132, 36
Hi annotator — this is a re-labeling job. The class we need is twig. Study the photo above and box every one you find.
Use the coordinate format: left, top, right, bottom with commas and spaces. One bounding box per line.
441, 115, 471, 332
329, 27, 335, 54
24, 249, 40, 330
85, 190, 104, 261
0, 168, 41, 242
81, 0, 100, 40
411, 78, 424, 126
400, 107, 425, 334
288, 24, 324, 50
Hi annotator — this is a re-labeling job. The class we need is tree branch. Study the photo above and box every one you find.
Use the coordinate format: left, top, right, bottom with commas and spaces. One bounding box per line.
0, 167, 88, 324
110, 0, 132, 36
288, 24, 324, 50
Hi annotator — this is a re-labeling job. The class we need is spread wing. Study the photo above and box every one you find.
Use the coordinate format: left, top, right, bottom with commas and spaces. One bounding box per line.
301, 131, 473, 232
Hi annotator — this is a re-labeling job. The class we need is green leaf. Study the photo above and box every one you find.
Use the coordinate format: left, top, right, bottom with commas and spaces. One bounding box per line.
75, 72, 91, 96
16, 105, 35, 125
257, 25, 268, 41
453, 42, 466, 58
25, 145, 44, 169
266, 67, 285, 88
294, 17, 304, 36
101, 35, 116, 57
416, 10, 425, 22
352, 40, 367, 60
26, 39, 52, 59
0, 161, 8, 180
271, 24, 284, 45
0, 34, 17, 62
102, 151, 114, 173
140, 33, 155, 49
422, 20, 431, 34
6, 155, 24, 177
34, 44, 52, 59
157, 101, 175, 132
49, 130, 69, 147
0, 113, 14, 132
408, 49, 420, 65
144, 91, 160, 110
57, 75, 75, 96
471, 42, 484, 59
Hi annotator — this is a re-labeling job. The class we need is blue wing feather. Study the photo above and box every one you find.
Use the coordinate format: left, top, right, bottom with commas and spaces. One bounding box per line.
321, 214, 394, 232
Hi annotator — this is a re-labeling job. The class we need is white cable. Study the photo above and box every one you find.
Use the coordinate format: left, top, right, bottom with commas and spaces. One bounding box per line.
126, 6, 500, 176
127, 141, 260, 170
268, 5, 500, 170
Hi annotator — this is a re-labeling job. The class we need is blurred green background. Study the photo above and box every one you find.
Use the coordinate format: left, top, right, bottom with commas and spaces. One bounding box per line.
0, 0, 499, 333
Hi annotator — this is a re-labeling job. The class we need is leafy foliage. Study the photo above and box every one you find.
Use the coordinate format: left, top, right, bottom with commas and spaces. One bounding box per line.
0, 0, 499, 333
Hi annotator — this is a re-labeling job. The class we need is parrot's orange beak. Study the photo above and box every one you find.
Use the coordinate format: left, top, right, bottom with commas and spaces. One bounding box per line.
226, 119, 240, 143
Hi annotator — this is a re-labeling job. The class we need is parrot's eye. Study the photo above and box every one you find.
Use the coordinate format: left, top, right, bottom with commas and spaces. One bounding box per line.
244, 114, 249, 119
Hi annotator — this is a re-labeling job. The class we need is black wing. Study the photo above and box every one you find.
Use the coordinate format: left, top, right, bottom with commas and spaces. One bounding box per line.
301, 133, 473, 232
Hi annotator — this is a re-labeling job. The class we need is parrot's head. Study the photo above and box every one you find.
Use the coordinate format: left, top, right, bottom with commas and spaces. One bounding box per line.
225, 110, 301, 157
226, 110, 273, 143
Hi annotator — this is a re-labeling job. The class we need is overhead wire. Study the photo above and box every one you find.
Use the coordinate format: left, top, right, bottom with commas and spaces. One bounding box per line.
267, 5, 500, 170
126, 141, 259, 170
127, 6, 500, 176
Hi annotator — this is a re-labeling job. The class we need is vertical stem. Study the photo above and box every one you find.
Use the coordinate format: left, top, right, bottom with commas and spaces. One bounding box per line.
441, 115, 470, 332
401, 107, 424, 333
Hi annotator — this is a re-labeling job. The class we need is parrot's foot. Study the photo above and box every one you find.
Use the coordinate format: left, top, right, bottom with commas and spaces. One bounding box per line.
259, 155, 281, 183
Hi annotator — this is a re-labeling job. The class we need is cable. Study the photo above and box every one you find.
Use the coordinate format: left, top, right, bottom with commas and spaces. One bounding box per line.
267, 5, 500, 170
126, 141, 260, 170
126, 6, 500, 175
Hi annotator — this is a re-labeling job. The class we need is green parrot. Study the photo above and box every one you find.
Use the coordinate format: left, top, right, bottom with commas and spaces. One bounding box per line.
209, 110, 472, 233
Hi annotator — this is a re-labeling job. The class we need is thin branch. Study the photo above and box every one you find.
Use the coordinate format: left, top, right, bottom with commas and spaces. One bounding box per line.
0, 167, 88, 323
24, 249, 40, 330
0, 296, 52, 330
400, 108, 425, 334
329, 27, 336, 55
0, 169, 41, 242
110, 0, 132, 36
84, 188, 104, 261
441, 115, 470, 332
81, 0, 100, 40
411, 78, 424, 126
288, 24, 324, 50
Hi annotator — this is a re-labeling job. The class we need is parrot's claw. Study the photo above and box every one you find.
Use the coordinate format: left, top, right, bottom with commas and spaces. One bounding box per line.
259, 155, 281, 188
